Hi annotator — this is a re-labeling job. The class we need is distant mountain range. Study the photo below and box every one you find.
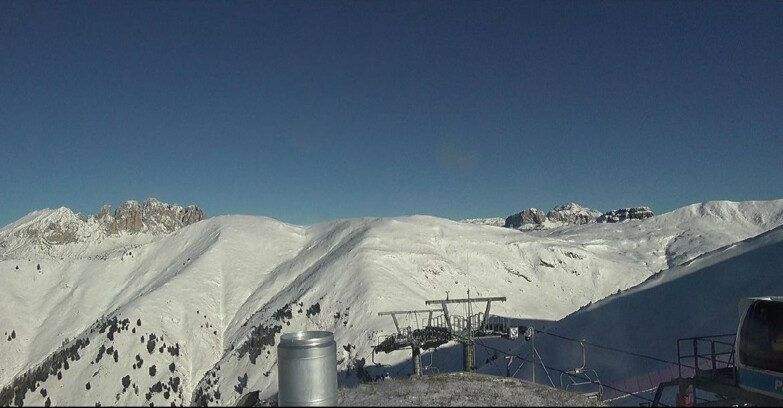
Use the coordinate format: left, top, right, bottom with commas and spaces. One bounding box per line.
1, 198, 782, 406
0, 198, 206, 258
461, 202, 654, 230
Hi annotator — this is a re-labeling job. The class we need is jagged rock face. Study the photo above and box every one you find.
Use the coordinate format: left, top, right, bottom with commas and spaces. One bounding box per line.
546, 203, 603, 225
504, 208, 548, 229
14, 208, 84, 245
42, 222, 81, 245
598, 207, 655, 223
0, 199, 208, 254
96, 205, 119, 235
97, 198, 208, 235
142, 198, 208, 234
180, 206, 207, 227
115, 201, 144, 233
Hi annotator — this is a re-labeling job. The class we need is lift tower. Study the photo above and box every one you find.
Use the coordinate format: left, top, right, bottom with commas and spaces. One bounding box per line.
425, 296, 507, 372
375, 309, 447, 376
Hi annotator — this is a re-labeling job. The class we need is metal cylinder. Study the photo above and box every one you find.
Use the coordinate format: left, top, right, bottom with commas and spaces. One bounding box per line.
277, 331, 338, 407
464, 340, 476, 372
412, 346, 422, 376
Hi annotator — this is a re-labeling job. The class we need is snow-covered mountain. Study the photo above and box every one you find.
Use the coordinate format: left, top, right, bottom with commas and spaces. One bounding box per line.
465, 202, 651, 231
597, 206, 654, 223
504, 208, 549, 229
480, 219, 783, 404
1, 199, 782, 406
0, 198, 206, 259
546, 203, 603, 226
503, 202, 643, 230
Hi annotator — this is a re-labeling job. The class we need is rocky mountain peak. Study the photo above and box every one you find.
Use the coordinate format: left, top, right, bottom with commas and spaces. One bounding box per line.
502, 203, 656, 230
547, 203, 603, 225
97, 205, 112, 219
504, 208, 548, 229
101, 198, 208, 235
503, 203, 604, 230
0, 199, 208, 256
597, 206, 655, 223
552, 202, 586, 212
115, 200, 144, 233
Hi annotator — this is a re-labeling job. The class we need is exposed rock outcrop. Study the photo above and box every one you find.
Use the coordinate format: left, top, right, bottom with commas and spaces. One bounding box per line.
96, 205, 119, 235
546, 203, 603, 225
504, 208, 548, 229
503, 203, 650, 230
92, 198, 208, 235
14, 208, 84, 245
114, 201, 144, 233
0, 199, 208, 255
597, 207, 654, 223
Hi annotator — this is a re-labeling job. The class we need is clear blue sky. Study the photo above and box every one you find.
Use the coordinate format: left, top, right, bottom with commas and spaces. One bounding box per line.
1, 1, 781, 227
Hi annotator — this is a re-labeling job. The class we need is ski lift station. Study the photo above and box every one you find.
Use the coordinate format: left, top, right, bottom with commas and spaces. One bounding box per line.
651, 296, 783, 406
370, 295, 783, 406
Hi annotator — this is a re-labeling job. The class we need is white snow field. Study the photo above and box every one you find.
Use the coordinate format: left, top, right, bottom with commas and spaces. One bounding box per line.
0, 199, 782, 406
479, 219, 783, 405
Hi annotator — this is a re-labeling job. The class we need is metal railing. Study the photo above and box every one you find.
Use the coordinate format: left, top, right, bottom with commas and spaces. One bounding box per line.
676, 334, 736, 382
375, 312, 516, 356
451, 313, 483, 333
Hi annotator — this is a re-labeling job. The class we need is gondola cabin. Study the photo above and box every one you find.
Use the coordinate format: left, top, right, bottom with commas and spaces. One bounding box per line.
735, 296, 783, 400
653, 296, 783, 406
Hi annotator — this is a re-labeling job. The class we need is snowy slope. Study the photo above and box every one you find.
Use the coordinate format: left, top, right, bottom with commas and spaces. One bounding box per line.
0, 198, 206, 260
1, 199, 782, 406
479, 222, 783, 401
530, 199, 783, 268
0, 207, 115, 258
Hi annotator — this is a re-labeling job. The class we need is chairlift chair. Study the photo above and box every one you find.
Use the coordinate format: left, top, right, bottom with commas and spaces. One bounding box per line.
559, 340, 603, 399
